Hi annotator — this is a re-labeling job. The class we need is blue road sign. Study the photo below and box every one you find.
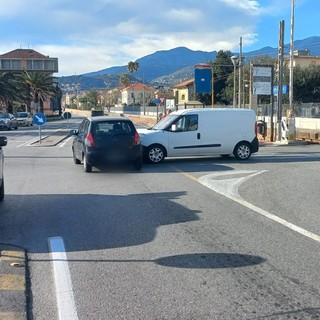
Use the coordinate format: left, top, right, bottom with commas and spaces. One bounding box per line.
273, 85, 288, 95
195, 68, 212, 94
63, 112, 72, 120
33, 113, 47, 126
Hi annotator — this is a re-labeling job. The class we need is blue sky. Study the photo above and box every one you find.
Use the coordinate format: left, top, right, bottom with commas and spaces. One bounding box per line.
0, 0, 318, 76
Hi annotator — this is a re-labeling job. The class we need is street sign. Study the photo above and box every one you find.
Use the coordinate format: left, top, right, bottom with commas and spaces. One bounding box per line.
63, 112, 72, 119
195, 67, 212, 94
273, 85, 288, 95
33, 113, 47, 126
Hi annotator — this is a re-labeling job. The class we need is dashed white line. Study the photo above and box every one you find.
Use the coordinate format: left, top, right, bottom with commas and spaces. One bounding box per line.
48, 236, 79, 320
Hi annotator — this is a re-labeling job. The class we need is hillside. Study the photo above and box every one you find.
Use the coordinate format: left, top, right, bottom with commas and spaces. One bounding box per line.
57, 36, 320, 91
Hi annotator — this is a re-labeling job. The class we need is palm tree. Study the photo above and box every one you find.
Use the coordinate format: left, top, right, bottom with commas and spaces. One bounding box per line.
20, 71, 57, 113
127, 61, 139, 75
119, 73, 131, 87
0, 73, 17, 107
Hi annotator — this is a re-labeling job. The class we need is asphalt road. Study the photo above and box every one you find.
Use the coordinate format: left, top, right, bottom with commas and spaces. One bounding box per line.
0, 119, 320, 320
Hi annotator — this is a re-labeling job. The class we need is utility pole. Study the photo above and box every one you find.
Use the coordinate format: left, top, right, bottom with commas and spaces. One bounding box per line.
277, 20, 285, 142
238, 37, 242, 108
289, 0, 295, 117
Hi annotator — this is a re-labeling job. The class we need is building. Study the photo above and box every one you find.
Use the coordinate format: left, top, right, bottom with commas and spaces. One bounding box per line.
121, 83, 155, 106
0, 48, 59, 114
284, 49, 320, 68
0, 48, 58, 73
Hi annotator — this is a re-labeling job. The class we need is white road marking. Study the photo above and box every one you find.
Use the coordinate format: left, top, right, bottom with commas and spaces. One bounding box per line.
48, 237, 79, 320
59, 136, 73, 148
16, 138, 39, 147
197, 170, 320, 243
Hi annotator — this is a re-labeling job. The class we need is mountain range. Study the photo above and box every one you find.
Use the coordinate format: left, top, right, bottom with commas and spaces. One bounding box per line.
57, 36, 320, 91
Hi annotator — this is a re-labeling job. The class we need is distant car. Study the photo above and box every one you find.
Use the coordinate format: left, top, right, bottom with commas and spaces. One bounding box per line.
0, 113, 18, 130
70, 116, 142, 172
0, 136, 8, 201
15, 112, 33, 126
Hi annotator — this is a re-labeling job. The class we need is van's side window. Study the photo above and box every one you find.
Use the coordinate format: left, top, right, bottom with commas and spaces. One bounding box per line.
173, 115, 198, 132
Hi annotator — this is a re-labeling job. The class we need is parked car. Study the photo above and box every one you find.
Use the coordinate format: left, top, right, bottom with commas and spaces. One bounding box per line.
0, 113, 18, 130
0, 136, 8, 201
15, 112, 33, 126
138, 108, 259, 163
70, 116, 142, 172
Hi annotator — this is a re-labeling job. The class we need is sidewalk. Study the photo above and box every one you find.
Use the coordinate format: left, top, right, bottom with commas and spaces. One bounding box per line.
0, 244, 28, 320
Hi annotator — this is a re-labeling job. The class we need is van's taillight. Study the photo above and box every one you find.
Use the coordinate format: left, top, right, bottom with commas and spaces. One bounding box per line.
133, 130, 140, 145
85, 132, 95, 147
255, 121, 258, 136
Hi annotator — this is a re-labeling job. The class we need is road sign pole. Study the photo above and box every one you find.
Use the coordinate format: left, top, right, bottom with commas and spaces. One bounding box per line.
39, 126, 42, 144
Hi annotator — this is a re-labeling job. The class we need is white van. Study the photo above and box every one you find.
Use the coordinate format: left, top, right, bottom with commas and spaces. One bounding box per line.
138, 108, 259, 163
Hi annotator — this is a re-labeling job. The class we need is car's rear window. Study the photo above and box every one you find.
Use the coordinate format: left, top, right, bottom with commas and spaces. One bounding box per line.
92, 121, 133, 137
16, 112, 28, 117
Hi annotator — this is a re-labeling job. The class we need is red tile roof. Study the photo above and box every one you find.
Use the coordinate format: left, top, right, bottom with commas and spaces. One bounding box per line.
174, 78, 194, 89
123, 83, 154, 91
0, 49, 48, 59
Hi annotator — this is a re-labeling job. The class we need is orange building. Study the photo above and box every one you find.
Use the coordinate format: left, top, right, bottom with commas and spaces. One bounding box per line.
0, 48, 59, 114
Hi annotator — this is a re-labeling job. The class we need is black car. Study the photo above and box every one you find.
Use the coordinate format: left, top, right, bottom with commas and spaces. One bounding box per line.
0, 136, 8, 201
70, 116, 142, 172
0, 113, 18, 130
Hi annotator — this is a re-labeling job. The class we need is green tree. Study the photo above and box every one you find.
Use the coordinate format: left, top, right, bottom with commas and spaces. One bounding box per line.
210, 50, 234, 105
79, 90, 100, 110
289, 65, 320, 103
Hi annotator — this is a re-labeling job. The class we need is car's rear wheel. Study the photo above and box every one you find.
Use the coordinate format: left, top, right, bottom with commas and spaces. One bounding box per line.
0, 178, 4, 202
72, 149, 81, 164
83, 155, 92, 172
233, 142, 251, 160
145, 145, 165, 163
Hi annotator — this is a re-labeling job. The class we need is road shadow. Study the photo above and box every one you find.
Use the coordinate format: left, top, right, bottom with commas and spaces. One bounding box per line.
0, 192, 200, 254
27, 252, 266, 269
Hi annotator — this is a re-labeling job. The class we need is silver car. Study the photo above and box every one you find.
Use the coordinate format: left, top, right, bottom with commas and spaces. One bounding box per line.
0, 113, 18, 130
15, 112, 33, 126
0, 136, 7, 201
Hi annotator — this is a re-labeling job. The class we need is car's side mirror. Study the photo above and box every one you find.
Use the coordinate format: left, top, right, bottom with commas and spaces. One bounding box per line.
171, 124, 177, 132
69, 129, 78, 136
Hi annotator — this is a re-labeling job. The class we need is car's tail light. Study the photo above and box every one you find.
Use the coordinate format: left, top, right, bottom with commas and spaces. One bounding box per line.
133, 130, 140, 145
85, 132, 95, 147
255, 121, 258, 136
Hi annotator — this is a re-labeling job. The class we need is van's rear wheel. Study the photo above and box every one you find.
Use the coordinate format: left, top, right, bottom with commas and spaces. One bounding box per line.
233, 142, 251, 160
145, 145, 165, 163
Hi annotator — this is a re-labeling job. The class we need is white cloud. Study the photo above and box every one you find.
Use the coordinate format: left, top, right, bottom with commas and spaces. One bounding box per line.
0, 0, 282, 75
218, 0, 261, 15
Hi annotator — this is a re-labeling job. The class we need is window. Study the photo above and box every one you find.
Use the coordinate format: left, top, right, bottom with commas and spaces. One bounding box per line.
11, 60, 21, 70
33, 60, 43, 70
173, 115, 198, 132
1, 60, 10, 69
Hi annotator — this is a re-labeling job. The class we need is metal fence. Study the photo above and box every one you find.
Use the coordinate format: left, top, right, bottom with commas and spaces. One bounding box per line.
107, 103, 320, 119
252, 103, 320, 118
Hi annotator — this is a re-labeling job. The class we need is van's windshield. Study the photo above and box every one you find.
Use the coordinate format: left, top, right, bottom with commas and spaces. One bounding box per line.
152, 114, 178, 130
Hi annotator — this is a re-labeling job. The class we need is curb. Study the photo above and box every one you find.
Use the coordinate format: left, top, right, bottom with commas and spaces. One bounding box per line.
0, 244, 28, 320
31, 129, 70, 147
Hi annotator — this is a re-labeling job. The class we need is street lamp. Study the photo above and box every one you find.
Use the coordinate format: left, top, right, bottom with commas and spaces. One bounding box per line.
231, 55, 239, 108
